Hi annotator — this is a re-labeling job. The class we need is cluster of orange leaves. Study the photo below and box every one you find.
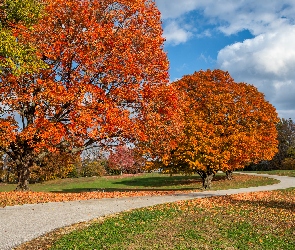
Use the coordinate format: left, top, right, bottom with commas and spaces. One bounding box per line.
148, 188, 295, 211
150, 69, 279, 174
0, 190, 189, 207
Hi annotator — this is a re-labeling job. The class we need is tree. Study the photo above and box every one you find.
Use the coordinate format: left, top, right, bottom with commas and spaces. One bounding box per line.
29, 151, 80, 182
108, 145, 136, 175
0, 0, 169, 190
0, 150, 78, 183
151, 70, 279, 188
135, 83, 185, 174
77, 148, 107, 177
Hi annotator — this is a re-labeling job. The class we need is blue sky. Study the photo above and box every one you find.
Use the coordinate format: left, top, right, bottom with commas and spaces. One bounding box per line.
155, 0, 295, 120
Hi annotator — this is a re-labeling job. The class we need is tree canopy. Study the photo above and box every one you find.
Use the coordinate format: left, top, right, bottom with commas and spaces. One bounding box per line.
108, 146, 136, 175
148, 70, 279, 188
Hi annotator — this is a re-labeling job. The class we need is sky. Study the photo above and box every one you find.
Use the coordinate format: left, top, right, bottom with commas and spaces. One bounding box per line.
155, 0, 295, 121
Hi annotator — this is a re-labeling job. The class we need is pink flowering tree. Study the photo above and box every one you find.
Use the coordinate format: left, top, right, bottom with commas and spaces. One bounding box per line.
108, 146, 137, 175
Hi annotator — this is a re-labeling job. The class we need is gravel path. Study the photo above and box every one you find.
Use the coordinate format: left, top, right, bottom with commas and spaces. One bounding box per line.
1, 173, 295, 250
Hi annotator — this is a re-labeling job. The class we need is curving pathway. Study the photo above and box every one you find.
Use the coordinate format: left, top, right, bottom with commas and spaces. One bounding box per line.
0, 173, 295, 250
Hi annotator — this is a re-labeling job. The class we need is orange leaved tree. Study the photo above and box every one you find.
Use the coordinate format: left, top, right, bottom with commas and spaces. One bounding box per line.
0, 0, 169, 190
157, 70, 279, 188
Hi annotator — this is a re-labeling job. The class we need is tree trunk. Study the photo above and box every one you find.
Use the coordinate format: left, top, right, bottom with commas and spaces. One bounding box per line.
9, 140, 38, 191
197, 170, 215, 189
15, 163, 31, 191
203, 173, 214, 189
226, 170, 233, 180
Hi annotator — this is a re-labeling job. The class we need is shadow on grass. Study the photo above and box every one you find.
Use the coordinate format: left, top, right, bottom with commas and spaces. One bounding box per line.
112, 175, 227, 187
54, 175, 228, 193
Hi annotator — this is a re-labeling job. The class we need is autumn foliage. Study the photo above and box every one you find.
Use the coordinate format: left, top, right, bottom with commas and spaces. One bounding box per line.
0, 0, 169, 190
136, 83, 184, 172
148, 70, 279, 188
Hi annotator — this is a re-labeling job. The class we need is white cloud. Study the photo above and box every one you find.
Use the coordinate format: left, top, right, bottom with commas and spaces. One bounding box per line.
217, 24, 295, 116
163, 21, 192, 45
198, 53, 215, 65
156, 0, 295, 41
218, 27, 295, 78
155, 0, 295, 119
198, 0, 295, 35
155, 0, 202, 19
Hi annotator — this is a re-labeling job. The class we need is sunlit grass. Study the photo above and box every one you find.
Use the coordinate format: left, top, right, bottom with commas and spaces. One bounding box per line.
49, 188, 295, 250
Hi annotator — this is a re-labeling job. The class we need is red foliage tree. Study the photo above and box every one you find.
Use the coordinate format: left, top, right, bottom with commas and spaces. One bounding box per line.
108, 146, 136, 175
0, 0, 169, 190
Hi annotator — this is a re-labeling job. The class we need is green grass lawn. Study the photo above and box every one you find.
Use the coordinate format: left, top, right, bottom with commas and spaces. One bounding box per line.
242, 169, 295, 177
46, 187, 295, 250
0, 172, 279, 193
